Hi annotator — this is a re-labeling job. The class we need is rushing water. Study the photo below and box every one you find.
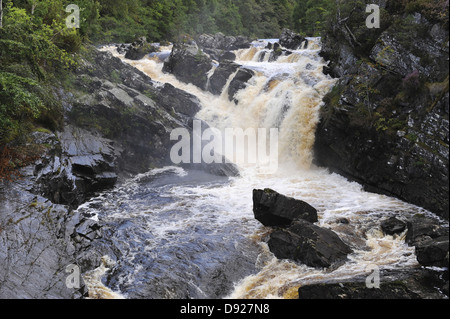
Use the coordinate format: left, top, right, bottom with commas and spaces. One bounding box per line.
85, 39, 445, 299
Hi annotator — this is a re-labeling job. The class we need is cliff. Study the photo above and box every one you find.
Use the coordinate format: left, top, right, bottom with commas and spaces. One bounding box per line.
314, 0, 449, 220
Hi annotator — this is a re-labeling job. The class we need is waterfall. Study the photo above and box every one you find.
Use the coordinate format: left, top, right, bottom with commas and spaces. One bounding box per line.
86, 40, 441, 299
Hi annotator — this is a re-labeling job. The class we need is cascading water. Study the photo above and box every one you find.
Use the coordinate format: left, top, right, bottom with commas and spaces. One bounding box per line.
84, 39, 446, 299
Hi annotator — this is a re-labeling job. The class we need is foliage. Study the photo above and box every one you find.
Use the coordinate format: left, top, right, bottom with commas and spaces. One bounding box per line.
1, 0, 79, 145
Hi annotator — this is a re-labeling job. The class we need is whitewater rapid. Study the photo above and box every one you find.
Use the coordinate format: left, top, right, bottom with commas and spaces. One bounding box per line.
85, 39, 444, 299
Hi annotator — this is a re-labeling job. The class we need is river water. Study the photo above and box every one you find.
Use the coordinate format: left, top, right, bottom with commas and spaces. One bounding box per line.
83, 39, 444, 299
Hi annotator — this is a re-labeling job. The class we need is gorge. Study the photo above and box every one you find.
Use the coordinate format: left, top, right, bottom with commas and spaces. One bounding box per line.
1, 1, 449, 301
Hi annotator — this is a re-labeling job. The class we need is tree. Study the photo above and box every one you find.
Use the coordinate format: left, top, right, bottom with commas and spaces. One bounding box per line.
1, 0, 3, 28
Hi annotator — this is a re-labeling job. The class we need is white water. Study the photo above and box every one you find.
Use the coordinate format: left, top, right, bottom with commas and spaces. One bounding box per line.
91, 40, 444, 299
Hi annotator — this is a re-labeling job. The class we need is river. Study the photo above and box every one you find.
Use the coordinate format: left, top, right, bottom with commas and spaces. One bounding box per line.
80, 39, 444, 299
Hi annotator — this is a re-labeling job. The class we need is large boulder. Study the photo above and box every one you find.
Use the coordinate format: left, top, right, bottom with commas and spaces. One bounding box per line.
405, 215, 449, 268
315, 10, 449, 220
197, 33, 253, 51
162, 41, 213, 90
268, 219, 352, 268
279, 29, 306, 50
207, 61, 241, 95
253, 188, 318, 226
298, 281, 422, 299
124, 37, 159, 60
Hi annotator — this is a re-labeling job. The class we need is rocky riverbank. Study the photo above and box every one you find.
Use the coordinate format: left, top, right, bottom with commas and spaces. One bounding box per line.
0, 45, 237, 299
314, 1, 449, 221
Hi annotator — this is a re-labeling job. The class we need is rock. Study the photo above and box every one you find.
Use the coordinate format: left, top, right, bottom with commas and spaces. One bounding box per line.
220, 51, 237, 61
279, 29, 306, 50
124, 37, 159, 60
228, 68, 255, 103
380, 217, 407, 235
298, 281, 421, 299
268, 219, 352, 268
415, 236, 449, 268
405, 215, 449, 268
207, 61, 240, 95
315, 5, 449, 221
0, 171, 87, 298
406, 216, 448, 246
253, 188, 318, 226
163, 41, 213, 90
197, 33, 252, 51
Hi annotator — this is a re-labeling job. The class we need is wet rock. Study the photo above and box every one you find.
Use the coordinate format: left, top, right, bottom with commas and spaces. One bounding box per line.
162, 41, 213, 90
405, 215, 449, 268
381, 217, 407, 236
0, 171, 85, 298
279, 29, 306, 50
315, 5, 449, 220
253, 188, 318, 226
228, 68, 255, 103
124, 37, 159, 60
197, 33, 252, 51
298, 281, 421, 299
268, 219, 352, 268
415, 236, 449, 268
406, 216, 448, 246
207, 61, 240, 95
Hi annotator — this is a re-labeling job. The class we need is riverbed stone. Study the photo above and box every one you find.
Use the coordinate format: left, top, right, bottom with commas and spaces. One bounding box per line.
253, 188, 318, 226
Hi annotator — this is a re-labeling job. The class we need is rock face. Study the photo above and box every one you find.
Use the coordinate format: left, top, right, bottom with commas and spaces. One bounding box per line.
315, 3, 449, 220
196, 32, 252, 61
253, 188, 318, 226
268, 219, 352, 268
298, 280, 421, 299
197, 33, 252, 51
162, 41, 213, 90
252, 189, 351, 269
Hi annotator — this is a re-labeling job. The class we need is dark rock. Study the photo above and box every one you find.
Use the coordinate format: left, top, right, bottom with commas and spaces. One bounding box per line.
337, 218, 350, 224
279, 29, 306, 50
406, 216, 448, 246
404, 215, 449, 267
207, 61, 240, 95
220, 51, 237, 61
253, 188, 318, 226
162, 42, 213, 90
228, 68, 255, 103
124, 37, 159, 60
415, 236, 449, 268
268, 219, 352, 268
197, 33, 252, 51
298, 281, 421, 299
381, 217, 407, 235
315, 6, 449, 220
